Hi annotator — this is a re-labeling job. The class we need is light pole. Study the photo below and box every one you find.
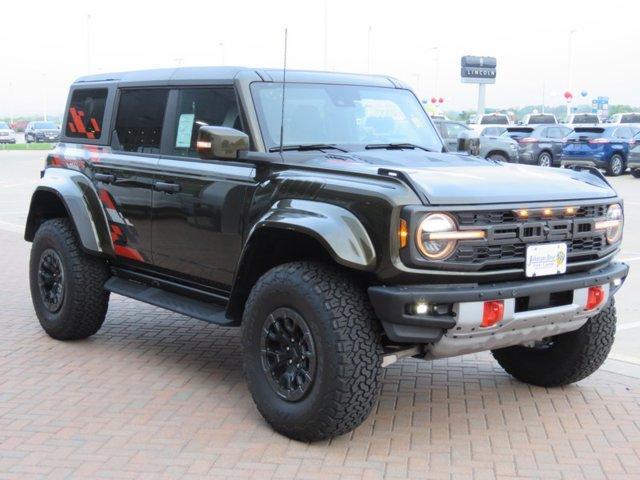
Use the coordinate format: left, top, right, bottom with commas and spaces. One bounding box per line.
432, 46, 440, 97
42, 73, 48, 122
323, 0, 328, 70
567, 29, 577, 118
8, 82, 13, 126
218, 42, 225, 65
87, 13, 91, 73
367, 26, 372, 73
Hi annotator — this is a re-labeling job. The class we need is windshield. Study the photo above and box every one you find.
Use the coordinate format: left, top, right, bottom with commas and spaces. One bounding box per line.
480, 115, 509, 125
621, 114, 640, 123
527, 114, 556, 124
250, 83, 443, 152
571, 114, 599, 124
0, 122, 9, 129
34, 122, 58, 130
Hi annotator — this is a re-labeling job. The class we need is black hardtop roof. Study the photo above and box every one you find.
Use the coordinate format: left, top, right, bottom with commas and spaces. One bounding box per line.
72, 66, 403, 88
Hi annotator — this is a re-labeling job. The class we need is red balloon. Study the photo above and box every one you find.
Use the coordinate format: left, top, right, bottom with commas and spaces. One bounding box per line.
430, 97, 437, 104
564, 91, 573, 100
438, 97, 444, 104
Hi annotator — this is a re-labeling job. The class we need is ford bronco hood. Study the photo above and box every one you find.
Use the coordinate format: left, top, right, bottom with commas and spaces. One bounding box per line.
301, 149, 616, 205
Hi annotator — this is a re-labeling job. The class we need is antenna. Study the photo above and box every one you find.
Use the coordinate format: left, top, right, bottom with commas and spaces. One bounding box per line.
278, 28, 288, 157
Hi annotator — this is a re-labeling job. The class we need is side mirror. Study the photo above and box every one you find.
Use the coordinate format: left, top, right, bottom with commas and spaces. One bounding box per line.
457, 130, 480, 156
196, 126, 249, 160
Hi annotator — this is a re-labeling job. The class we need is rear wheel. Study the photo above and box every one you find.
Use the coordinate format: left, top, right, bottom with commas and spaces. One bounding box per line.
537, 151, 553, 167
487, 152, 508, 162
492, 301, 616, 387
29, 218, 110, 340
606, 154, 625, 176
632, 168, 640, 178
241, 261, 383, 442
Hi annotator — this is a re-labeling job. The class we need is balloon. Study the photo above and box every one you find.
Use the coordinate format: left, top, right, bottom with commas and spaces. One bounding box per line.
581, 91, 588, 97
564, 91, 573, 100
430, 97, 437, 104
438, 97, 444, 104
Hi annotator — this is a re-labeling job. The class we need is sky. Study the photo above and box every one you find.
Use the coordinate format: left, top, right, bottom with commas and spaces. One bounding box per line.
2, 0, 640, 118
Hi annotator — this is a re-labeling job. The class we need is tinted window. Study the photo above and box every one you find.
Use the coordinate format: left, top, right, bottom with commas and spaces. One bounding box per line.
567, 128, 605, 140
527, 114, 556, 124
34, 122, 57, 129
503, 128, 533, 140
546, 127, 565, 139
480, 115, 509, 125
171, 88, 241, 157
0, 122, 9, 129
621, 114, 640, 123
113, 89, 168, 153
65, 88, 107, 140
571, 114, 598, 124
614, 127, 632, 139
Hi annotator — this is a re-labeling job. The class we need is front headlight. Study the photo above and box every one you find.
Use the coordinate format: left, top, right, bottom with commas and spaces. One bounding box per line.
596, 204, 623, 244
415, 213, 485, 260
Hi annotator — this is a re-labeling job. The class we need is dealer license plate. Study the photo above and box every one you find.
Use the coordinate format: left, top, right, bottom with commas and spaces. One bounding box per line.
525, 243, 567, 278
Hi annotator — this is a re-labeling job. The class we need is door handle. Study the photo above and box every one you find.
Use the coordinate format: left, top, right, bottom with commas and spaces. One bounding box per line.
154, 181, 181, 193
94, 173, 115, 184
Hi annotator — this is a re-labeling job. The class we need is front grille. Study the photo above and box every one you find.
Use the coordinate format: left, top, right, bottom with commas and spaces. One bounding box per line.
449, 204, 612, 270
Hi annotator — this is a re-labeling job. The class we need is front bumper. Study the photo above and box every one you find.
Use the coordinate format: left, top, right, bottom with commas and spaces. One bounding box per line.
368, 261, 628, 355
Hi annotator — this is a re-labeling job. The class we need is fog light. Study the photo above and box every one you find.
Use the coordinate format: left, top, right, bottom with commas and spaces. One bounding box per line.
415, 302, 429, 315
586, 286, 605, 311
481, 300, 504, 328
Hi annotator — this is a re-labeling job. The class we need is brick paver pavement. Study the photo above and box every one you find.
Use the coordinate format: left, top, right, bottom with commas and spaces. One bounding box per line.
1, 229, 640, 480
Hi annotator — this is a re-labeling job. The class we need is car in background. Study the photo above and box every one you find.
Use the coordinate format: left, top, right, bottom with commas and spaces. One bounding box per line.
480, 126, 507, 137
503, 125, 572, 167
560, 126, 639, 176
0, 121, 16, 144
435, 120, 518, 162
567, 113, 600, 126
24, 121, 61, 143
467, 113, 511, 133
625, 131, 640, 178
606, 113, 640, 125
520, 113, 558, 125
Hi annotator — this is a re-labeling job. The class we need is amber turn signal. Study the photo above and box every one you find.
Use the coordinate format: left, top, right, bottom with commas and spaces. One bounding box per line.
398, 219, 408, 248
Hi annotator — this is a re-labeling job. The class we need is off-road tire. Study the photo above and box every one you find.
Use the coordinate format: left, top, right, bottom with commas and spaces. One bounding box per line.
241, 261, 383, 442
492, 300, 616, 387
606, 154, 625, 176
29, 218, 110, 340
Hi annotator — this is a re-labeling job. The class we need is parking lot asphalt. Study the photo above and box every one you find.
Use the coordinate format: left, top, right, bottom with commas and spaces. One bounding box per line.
1, 151, 640, 479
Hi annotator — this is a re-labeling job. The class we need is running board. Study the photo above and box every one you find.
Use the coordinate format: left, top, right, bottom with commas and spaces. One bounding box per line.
104, 277, 233, 326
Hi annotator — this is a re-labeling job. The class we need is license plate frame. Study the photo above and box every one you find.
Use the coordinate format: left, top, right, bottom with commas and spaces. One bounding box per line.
525, 242, 567, 278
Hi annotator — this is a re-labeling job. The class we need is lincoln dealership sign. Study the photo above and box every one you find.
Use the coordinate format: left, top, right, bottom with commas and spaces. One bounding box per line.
461, 56, 497, 84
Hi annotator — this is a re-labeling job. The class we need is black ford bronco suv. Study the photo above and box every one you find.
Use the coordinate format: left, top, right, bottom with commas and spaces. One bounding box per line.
26, 67, 628, 442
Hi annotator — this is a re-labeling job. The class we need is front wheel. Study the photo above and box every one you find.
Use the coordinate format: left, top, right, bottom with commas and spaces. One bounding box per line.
607, 154, 625, 176
241, 262, 383, 442
492, 301, 616, 387
29, 218, 110, 340
487, 152, 508, 162
537, 151, 553, 167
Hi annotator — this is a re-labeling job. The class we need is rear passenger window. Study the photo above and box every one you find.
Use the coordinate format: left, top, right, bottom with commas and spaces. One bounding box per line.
66, 88, 107, 140
112, 89, 168, 153
171, 88, 241, 157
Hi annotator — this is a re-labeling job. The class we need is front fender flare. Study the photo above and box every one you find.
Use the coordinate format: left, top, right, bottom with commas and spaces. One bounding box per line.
25, 168, 114, 256
249, 199, 377, 271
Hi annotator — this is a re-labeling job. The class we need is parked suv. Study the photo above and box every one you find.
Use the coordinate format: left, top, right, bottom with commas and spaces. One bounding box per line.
25, 67, 628, 442
24, 121, 60, 143
0, 121, 16, 144
623, 131, 640, 178
607, 112, 640, 125
560, 126, 639, 176
503, 125, 572, 167
435, 120, 518, 162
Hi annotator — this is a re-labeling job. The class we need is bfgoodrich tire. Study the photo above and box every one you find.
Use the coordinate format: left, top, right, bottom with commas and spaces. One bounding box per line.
29, 218, 110, 340
492, 301, 616, 387
241, 262, 383, 442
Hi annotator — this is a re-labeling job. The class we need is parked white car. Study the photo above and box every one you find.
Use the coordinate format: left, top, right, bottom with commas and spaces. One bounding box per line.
0, 121, 16, 144
566, 113, 600, 126
607, 112, 640, 125
467, 113, 511, 133
520, 113, 558, 125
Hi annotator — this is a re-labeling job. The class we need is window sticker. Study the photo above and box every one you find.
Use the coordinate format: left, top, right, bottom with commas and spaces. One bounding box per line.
176, 113, 195, 148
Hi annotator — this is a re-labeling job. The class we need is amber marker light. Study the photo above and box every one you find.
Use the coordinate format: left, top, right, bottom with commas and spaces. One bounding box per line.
565, 206, 576, 215
398, 219, 408, 248
517, 209, 528, 218
543, 208, 553, 216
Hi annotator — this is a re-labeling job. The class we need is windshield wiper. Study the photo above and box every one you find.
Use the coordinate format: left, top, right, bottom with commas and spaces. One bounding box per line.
365, 143, 434, 152
268, 143, 348, 153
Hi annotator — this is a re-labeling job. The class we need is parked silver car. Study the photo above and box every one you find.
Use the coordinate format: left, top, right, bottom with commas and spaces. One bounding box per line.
435, 120, 519, 162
